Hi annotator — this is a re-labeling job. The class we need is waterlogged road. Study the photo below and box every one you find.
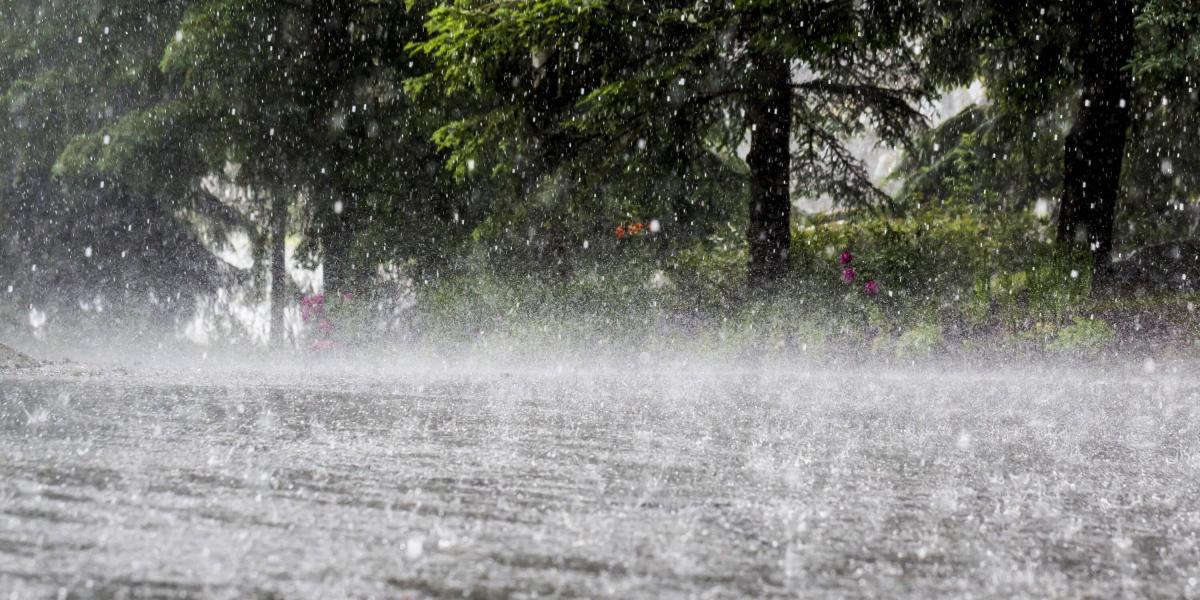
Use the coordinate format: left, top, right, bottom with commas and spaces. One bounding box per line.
2, 361, 1199, 598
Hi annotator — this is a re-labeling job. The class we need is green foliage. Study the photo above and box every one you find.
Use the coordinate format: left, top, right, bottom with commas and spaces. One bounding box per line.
409, 0, 937, 282
1135, 0, 1200, 75
905, 0, 1200, 251
895, 322, 944, 358
1046, 316, 1116, 357
0, 0, 227, 324
408, 207, 1109, 355
896, 104, 1066, 214
72, 0, 471, 285
791, 208, 1089, 328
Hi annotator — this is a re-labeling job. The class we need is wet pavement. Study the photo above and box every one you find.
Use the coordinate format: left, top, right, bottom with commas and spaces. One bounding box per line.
2, 363, 1199, 598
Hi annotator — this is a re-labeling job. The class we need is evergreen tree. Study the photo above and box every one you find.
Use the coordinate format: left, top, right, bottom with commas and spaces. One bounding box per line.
908, 0, 1200, 283
410, 0, 934, 288
154, 0, 469, 296
54, 0, 463, 345
0, 0, 229, 334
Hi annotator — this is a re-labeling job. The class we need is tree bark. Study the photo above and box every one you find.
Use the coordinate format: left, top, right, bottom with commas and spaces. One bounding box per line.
746, 50, 793, 289
309, 0, 358, 297
319, 184, 355, 297
1057, 0, 1134, 288
269, 189, 288, 349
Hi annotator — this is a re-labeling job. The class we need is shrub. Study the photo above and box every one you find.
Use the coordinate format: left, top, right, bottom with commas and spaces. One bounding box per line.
790, 208, 1090, 331
1046, 316, 1115, 357
895, 323, 944, 358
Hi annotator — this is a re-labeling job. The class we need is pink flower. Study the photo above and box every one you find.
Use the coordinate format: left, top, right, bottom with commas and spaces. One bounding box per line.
341, 292, 353, 301
839, 250, 854, 265
300, 294, 330, 322
300, 304, 322, 322
864, 279, 880, 296
310, 339, 337, 351
841, 267, 857, 284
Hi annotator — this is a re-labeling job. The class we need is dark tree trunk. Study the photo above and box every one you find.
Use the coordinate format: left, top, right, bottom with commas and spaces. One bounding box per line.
1058, 0, 1134, 288
269, 189, 288, 348
746, 51, 792, 289
318, 183, 355, 297
309, 0, 358, 297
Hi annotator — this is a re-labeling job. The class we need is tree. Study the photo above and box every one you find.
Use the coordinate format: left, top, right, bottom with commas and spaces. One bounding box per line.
1057, 0, 1135, 284
909, 0, 1200, 285
1126, 0, 1200, 246
0, 0, 232, 335
160, 0, 473, 300
411, 0, 933, 288
54, 0, 465, 346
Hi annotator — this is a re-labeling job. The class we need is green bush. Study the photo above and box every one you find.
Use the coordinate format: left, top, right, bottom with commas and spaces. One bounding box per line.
895, 322, 945, 358
790, 208, 1090, 332
1046, 316, 1115, 357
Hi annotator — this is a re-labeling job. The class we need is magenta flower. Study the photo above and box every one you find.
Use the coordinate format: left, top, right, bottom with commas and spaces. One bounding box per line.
839, 250, 854, 265
841, 267, 857, 284
864, 279, 880, 296
301, 294, 325, 306
300, 294, 329, 322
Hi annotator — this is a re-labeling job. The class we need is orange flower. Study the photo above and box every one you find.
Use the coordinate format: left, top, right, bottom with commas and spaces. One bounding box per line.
615, 225, 626, 239
629, 222, 644, 235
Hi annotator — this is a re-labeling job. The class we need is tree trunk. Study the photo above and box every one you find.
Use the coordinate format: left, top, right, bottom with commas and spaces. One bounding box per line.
1057, 0, 1134, 288
746, 50, 792, 289
269, 189, 288, 348
309, 0, 357, 297
319, 185, 355, 297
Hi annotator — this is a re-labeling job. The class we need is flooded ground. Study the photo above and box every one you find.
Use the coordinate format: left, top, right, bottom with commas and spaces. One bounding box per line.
2, 359, 1199, 598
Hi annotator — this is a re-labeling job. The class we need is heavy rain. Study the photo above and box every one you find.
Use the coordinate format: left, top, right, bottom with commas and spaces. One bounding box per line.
2, 1, 1200, 598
